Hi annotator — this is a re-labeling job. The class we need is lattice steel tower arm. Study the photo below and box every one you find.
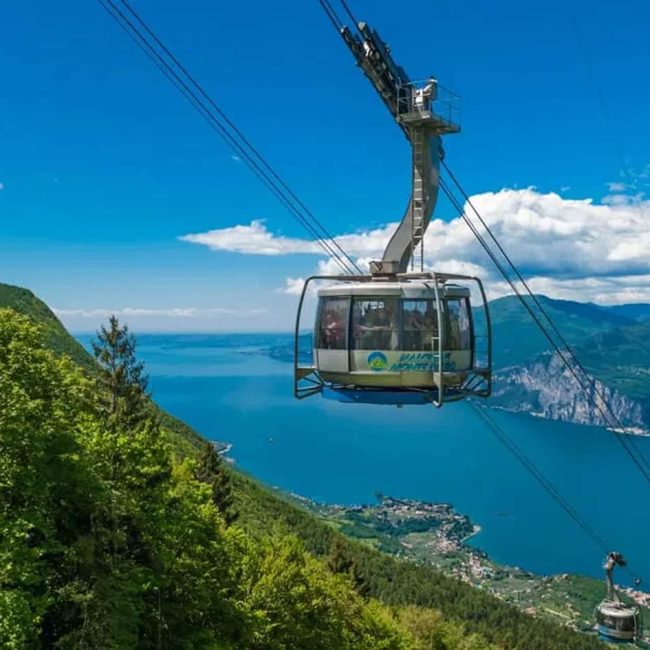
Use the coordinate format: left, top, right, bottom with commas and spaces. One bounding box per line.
339, 19, 460, 274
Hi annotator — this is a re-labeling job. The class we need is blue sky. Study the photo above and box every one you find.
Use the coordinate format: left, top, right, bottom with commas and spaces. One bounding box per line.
1, 0, 649, 331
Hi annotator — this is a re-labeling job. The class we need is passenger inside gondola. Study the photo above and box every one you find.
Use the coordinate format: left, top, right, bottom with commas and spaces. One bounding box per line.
403, 301, 425, 350
402, 299, 439, 351
422, 304, 438, 351
319, 299, 347, 349
447, 301, 461, 349
353, 299, 398, 350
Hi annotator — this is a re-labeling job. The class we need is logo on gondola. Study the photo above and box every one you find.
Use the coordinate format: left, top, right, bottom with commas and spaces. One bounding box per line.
367, 351, 388, 371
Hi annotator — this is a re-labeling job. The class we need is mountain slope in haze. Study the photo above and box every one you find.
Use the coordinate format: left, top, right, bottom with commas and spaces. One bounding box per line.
600, 303, 650, 321
0, 282, 93, 370
0, 281, 608, 649
488, 294, 637, 370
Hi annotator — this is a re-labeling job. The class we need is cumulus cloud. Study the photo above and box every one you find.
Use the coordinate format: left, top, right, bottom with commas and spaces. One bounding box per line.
181, 188, 650, 305
54, 307, 267, 319
278, 258, 359, 296
280, 277, 307, 296
179, 220, 321, 256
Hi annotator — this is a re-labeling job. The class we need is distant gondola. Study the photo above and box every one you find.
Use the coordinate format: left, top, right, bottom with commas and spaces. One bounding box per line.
594, 552, 642, 643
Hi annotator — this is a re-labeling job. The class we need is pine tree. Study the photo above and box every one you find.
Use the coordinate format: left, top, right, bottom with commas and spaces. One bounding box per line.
195, 440, 238, 525
92, 315, 149, 430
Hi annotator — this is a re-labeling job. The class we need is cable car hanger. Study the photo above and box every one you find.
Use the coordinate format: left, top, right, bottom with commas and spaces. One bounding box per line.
294, 9, 491, 407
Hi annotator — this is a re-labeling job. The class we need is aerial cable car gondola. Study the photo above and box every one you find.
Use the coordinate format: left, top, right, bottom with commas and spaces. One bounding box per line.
594, 552, 643, 644
294, 13, 492, 406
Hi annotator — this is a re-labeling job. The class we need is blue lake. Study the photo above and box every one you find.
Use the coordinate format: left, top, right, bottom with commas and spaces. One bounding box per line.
78, 332, 650, 585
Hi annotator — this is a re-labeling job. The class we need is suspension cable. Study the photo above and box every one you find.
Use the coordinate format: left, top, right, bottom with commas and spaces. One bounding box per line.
338, 0, 360, 27
470, 401, 610, 554
311, 0, 650, 481
115, 0, 363, 276
439, 177, 650, 483
318, 0, 344, 32
97, 0, 362, 276
441, 168, 650, 476
471, 401, 643, 585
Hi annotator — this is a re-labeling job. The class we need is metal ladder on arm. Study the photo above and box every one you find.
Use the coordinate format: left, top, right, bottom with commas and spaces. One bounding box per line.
410, 127, 427, 272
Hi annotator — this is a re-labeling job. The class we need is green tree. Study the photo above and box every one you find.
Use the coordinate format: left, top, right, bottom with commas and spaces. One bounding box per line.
195, 440, 238, 525
0, 309, 99, 647
237, 533, 409, 649
92, 315, 149, 429
0, 310, 245, 648
328, 535, 370, 597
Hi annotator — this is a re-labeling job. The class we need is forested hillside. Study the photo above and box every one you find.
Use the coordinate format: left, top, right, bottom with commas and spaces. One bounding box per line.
0, 282, 606, 649
0, 283, 93, 370
488, 294, 639, 369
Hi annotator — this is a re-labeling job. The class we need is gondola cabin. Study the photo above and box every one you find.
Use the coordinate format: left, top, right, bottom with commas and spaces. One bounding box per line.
594, 552, 643, 644
595, 600, 642, 644
294, 273, 491, 406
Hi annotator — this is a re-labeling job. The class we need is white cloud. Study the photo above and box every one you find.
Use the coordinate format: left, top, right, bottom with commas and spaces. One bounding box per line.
54, 307, 267, 319
281, 277, 307, 296
474, 274, 650, 305
602, 191, 646, 206
180, 188, 650, 305
278, 259, 356, 296
179, 220, 321, 256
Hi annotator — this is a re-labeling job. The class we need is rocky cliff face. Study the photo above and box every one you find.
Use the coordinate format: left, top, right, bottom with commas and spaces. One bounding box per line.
492, 352, 648, 431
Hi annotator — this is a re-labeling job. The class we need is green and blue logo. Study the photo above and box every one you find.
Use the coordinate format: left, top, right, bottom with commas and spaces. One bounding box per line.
367, 351, 388, 371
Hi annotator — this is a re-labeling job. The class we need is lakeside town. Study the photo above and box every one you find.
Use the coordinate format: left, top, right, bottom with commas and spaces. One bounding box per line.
293, 492, 650, 639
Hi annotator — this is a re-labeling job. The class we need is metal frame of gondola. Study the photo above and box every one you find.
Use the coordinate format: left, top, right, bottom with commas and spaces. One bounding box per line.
293, 272, 492, 405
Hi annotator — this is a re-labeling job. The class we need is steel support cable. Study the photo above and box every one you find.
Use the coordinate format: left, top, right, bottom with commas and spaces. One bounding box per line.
471, 401, 643, 586
442, 178, 650, 483
441, 163, 650, 475
98, 0, 352, 274
106, 0, 649, 481
338, 0, 360, 27
469, 401, 610, 554
442, 160, 640, 396
439, 179, 650, 484
318, 0, 344, 32
116, 0, 363, 276
97, 0, 359, 276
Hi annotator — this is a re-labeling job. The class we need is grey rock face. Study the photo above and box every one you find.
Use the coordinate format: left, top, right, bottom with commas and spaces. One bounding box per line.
492, 352, 647, 431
